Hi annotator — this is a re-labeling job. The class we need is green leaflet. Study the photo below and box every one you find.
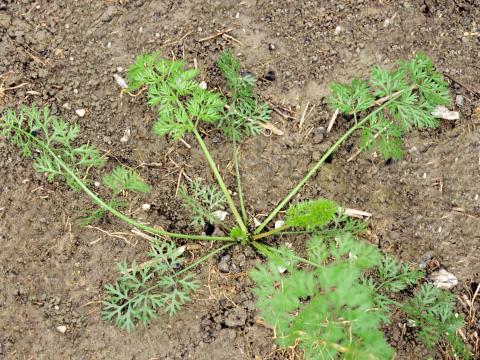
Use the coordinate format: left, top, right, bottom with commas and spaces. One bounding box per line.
102, 239, 199, 332
103, 166, 151, 194
251, 233, 392, 360
285, 199, 338, 230
328, 53, 451, 160
0, 105, 105, 189
216, 50, 271, 140
128, 52, 225, 140
177, 179, 226, 227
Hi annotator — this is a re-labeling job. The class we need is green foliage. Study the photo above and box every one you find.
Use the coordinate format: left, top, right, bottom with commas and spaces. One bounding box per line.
285, 199, 338, 230
216, 51, 271, 140
377, 255, 425, 293
251, 233, 392, 360
403, 284, 467, 358
0, 106, 105, 189
102, 239, 199, 332
329, 79, 375, 116
103, 166, 151, 194
128, 52, 225, 140
80, 167, 150, 226
178, 179, 226, 227
328, 53, 451, 160
364, 255, 425, 324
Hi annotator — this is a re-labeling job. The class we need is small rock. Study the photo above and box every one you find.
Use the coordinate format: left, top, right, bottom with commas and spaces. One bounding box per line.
62, 103, 71, 110
120, 128, 131, 143
253, 218, 261, 227
213, 210, 228, 221
224, 308, 247, 328
455, 95, 464, 107
268, 43, 276, 51
56, 325, 67, 334
142, 203, 151, 211
113, 74, 128, 89
218, 255, 230, 273
430, 269, 458, 290
312, 127, 325, 144
334, 25, 343, 35
199, 81, 207, 90
274, 220, 285, 229
419, 252, 433, 269
75, 109, 86, 117
431, 105, 459, 121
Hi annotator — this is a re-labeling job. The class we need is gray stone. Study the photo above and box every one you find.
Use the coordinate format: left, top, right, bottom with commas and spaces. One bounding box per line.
455, 95, 464, 107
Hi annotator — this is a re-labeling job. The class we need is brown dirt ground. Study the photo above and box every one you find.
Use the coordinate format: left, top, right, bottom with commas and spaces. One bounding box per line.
0, 0, 479, 359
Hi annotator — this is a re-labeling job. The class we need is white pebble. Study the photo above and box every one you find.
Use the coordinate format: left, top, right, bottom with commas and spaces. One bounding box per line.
475, 194, 479, 201
430, 269, 458, 290
113, 74, 128, 89
422, 172, 427, 179
107, 42, 111, 48
334, 26, 343, 35
56, 325, 67, 334
142, 203, 151, 211
120, 128, 131, 143
94, 181, 101, 187
213, 210, 228, 221
431, 105, 460, 121
75, 109, 86, 117
274, 220, 285, 229
199, 81, 207, 90
253, 218, 261, 227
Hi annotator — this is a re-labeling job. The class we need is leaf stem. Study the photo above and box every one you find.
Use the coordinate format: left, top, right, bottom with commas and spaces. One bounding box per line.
232, 137, 248, 225
191, 126, 248, 234
251, 224, 290, 241
254, 93, 403, 234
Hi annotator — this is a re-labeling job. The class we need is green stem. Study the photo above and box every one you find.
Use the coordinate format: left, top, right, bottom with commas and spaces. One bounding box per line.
251, 224, 290, 241
191, 126, 248, 234
12, 125, 234, 242
232, 137, 248, 225
254, 94, 402, 234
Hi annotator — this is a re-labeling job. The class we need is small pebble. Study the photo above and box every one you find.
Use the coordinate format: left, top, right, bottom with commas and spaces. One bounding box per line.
430, 269, 458, 290
142, 203, 151, 211
431, 105, 459, 121
113, 74, 128, 89
268, 43, 276, 51
218, 255, 230, 273
334, 26, 343, 35
120, 128, 131, 143
199, 81, 207, 90
455, 95, 464, 107
56, 325, 67, 334
213, 210, 228, 221
274, 220, 285, 229
75, 109, 85, 117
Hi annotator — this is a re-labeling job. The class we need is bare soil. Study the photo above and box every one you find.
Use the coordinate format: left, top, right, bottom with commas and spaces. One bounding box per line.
0, 0, 479, 359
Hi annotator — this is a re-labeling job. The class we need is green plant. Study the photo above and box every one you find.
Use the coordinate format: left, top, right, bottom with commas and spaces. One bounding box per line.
178, 179, 226, 227
403, 284, 469, 359
250, 219, 393, 359
102, 239, 231, 332
1, 51, 467, 358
